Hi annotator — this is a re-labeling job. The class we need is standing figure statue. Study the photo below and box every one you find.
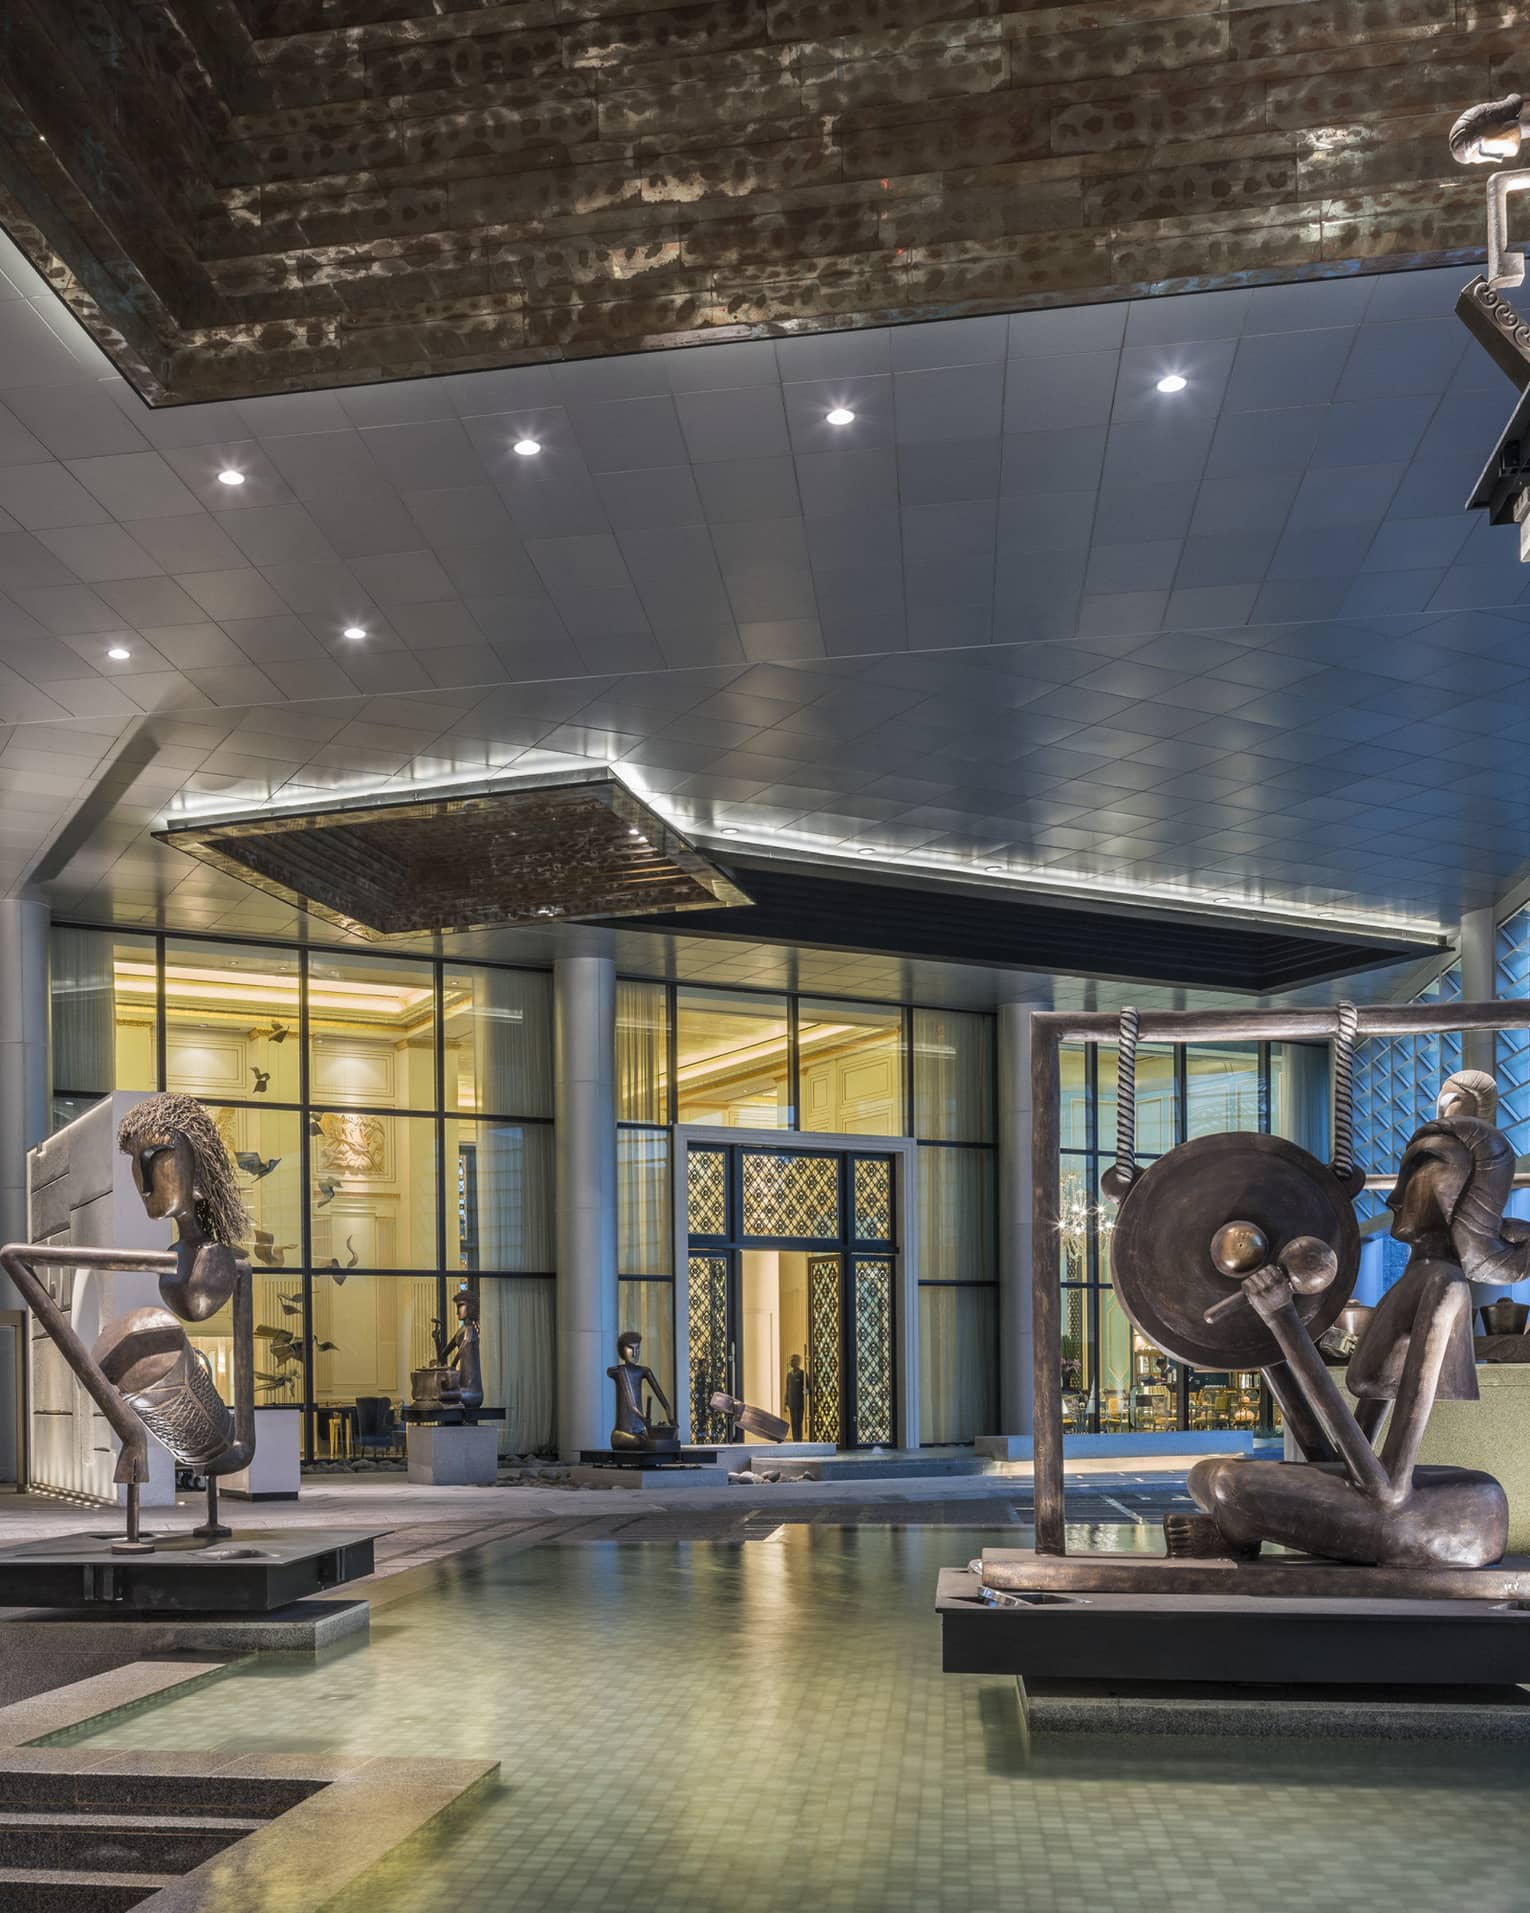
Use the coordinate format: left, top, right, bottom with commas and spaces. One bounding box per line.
784, 1352, 807, 1441
1182, 1070, 1516, 1568
608, 1330, 677, 1452
1, 1093, 255, 1552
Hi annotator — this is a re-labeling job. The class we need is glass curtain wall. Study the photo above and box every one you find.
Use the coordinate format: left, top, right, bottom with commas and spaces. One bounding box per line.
1059, 1040, 1283, 1434
1352, 963, 1463, 1227
913, 1008, 996, 1444
622, 982, 997, 1445
49, 929, 556, 1463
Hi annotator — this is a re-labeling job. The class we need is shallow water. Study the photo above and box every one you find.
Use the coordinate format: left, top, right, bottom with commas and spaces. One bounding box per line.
49, 1526, 1530, 1912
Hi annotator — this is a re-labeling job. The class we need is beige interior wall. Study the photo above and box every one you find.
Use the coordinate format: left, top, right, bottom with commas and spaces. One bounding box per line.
798, 1034, 898, 1136
780, 1252, 809, 1391
740, 1250, 779, 1412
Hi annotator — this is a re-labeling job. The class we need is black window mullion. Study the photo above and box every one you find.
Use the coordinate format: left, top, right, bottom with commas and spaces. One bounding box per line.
435, 959, 450, 1337
787, 994, 801, 1131
154, 932, 167, 1091
297, 947, 314, 1465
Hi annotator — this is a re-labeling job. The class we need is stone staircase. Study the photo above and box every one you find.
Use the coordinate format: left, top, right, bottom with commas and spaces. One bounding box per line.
0, 1769, 324, 1910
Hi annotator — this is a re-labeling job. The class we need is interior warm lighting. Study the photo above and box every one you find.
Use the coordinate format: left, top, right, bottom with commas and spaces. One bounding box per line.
1156, 374, 1187, 393
825, 407, 855, 425
513, 438, 541, 456
107, 646, 131, 661
217, 468, 245, 486
342, 625, 366, 640
114, 960, 434, 1022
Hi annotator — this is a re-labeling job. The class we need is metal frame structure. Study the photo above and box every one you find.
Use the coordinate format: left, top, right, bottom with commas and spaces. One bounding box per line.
1029, 1000, 1530, 1557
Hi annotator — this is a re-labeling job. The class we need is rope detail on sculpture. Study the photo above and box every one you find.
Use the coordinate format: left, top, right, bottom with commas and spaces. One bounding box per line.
1329, 1000, 1359, 1186
1099, 1006, 1140, 1200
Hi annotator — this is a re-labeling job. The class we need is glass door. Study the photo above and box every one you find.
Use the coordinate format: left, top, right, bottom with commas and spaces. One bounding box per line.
685, 1143, 898, 1449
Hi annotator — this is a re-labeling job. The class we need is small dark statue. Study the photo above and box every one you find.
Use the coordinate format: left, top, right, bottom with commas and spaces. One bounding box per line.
1183, 1071, 1515, 1568
608, 1330, 678, 1453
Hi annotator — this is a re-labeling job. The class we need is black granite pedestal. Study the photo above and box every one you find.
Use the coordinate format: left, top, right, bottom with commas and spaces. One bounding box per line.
0, 1529, 377, 1612
936, 1565, 1530, 1688
578, 1448, 717, 1469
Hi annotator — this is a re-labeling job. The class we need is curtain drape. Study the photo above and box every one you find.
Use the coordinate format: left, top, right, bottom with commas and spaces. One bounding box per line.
918, 1285, 996, 1442
469, 966, 552, 1118
616, 980, 668, 1122
617, 1129, 670, 1274
617, 1278, 676, 1408
483, 1277, 556, 1455
912, 1008, 993, 1142
51, 926, 113, 1095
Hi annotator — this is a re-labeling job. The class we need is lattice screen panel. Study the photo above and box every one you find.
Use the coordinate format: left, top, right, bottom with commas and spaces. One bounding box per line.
686, 1149, 727, 1236
807, 1255, 842, 1443
853, 1157, 892, 1242
687, 1253, 730, 1443
742, 1152, 839, 1239
853, 1259, 894, 1445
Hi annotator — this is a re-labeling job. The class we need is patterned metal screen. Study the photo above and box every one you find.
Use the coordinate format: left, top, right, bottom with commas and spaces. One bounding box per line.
853, 1156, 892, 1242
1352, 963, 1461, 1222
687, 1253, 730, 1442
686, 1149, 727, 1236
807, 1254, 843, 1443
853, 1259, 894, 1444
1497, 907, 1530, 1156
741, 1151, 839, 1239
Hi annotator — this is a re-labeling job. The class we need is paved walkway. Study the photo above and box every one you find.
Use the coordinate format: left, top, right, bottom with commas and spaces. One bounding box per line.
0, 1455, 1199, 1562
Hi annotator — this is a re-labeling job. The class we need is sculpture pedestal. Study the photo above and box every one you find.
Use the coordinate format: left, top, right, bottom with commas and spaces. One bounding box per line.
221, 1407, 301, 1500
406, 1424, 499, 1486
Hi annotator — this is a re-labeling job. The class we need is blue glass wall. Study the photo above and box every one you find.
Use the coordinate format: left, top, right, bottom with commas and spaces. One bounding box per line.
1351, 963, 1461, 1227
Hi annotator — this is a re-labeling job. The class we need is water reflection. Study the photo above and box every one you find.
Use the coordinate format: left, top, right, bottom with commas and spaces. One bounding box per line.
45, 1526, 1530, 1913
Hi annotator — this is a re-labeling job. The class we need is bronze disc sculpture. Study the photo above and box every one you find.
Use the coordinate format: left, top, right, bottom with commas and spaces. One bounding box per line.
1110, 1131, 1360, 1372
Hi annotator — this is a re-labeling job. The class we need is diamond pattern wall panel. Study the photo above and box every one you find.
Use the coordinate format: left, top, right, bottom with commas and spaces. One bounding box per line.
1496, 909, 1530, 1156
807, 1255, 842, 1446
686, 1252, 730, 1445
1353, 964, 1462, 1221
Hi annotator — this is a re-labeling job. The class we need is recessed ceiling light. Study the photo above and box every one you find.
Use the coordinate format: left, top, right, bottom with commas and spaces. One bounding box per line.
985, 864, 1003, 874
513, 438, 541, 456
217, 468, 245, 486
107, 645, 131, 661
857, 846, 876, 857
721, 827, 740, 836
825, 407, 855, 426
342, 625, 366, 641
1156, 374, 1187, 394
628, 826, 641, 837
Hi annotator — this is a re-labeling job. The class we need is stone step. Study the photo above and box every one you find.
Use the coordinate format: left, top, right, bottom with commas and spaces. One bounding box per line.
0, 1772, 320, 1819
0, 1865, 175, 1911
0, 1808, 262, 1875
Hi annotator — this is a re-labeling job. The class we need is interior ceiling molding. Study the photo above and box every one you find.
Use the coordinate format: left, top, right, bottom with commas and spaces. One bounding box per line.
0, 0, 1498, 403
153, 768, 752, 939
608, 854, 1446, 995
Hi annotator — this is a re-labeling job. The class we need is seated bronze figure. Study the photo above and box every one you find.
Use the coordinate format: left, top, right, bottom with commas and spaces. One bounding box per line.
608, 1330, 677, 1452
1114, 1070, 1515, 1571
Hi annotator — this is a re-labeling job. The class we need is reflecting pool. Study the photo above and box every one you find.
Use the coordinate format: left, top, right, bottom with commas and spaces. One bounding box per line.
47, 1527, 1530, 1912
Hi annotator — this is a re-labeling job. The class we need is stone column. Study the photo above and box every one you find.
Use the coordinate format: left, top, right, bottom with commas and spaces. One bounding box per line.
554, 954, 618, 1459
1459, 905, 1497, 1077
997, 999, 1035, 1438
0, 897, 49, 1282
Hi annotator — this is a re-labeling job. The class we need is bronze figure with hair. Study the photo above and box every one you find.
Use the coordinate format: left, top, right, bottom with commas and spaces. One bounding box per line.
1, 1092, 257, 1552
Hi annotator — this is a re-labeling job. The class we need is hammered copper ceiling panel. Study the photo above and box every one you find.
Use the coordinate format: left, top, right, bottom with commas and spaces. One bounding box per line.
0, 0, 1504, 401
154, 773, 751, 938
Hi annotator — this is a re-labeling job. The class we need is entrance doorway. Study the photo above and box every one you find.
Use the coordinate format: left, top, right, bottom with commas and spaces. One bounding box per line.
685, 1145, 896, 1449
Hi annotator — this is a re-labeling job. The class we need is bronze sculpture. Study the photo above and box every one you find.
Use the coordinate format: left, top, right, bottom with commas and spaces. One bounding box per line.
1110, 1052, 1514, 1569
439, 1286, 485, 1420
608, 1330, 678, 1452
1, 1092, 256, 1551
